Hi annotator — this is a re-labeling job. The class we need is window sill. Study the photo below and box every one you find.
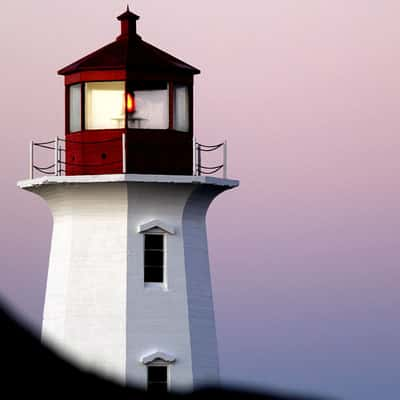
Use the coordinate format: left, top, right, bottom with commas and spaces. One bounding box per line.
144, 282, 168, 291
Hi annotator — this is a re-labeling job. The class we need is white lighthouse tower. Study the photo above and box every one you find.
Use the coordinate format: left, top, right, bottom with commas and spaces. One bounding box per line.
18, 7, 238, 393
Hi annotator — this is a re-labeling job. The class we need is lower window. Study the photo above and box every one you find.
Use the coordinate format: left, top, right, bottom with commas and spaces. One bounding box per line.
147, 365, 168, 393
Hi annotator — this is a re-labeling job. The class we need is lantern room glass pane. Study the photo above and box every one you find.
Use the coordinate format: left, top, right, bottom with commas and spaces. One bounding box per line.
127, 81, 169, 130
85, 81, 125, 130
174, 85, 189, 132
69, 84, 82, 133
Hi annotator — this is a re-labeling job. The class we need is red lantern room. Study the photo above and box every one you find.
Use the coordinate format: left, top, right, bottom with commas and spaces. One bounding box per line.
59, 7, 200, 176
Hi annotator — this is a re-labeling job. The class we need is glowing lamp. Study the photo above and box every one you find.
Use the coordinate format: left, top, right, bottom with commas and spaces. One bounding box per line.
126, 92, 135, 113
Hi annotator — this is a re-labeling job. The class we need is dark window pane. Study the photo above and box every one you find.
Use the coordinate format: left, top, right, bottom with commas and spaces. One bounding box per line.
148, 382, 168, 393
144, 235, 164, 283
145, 250, 163, 267
144, 267, 163, 283
148, 366, 168, 393
145, 234, 163, 250
148, 366, 168, 381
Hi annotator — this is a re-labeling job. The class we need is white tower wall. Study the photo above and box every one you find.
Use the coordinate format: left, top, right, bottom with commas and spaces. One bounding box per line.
19, 175, 238, 392
39, 182, 128, 382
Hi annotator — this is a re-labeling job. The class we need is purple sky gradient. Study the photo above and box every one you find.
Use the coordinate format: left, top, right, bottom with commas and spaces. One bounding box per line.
1, 1, 400, 398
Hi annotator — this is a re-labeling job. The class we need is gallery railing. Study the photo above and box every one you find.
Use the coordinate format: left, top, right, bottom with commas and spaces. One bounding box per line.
28, 135, 228, 179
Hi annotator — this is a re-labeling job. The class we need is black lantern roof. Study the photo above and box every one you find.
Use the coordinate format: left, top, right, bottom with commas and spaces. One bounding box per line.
58, 7, 200, 76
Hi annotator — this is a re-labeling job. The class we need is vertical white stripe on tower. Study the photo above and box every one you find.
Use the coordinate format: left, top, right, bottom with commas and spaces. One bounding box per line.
41, 182, 128, 384
125, 182, 195, 392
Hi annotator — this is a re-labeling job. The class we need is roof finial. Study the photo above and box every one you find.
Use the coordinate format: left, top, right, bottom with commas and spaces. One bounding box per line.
117, 4, 141, 40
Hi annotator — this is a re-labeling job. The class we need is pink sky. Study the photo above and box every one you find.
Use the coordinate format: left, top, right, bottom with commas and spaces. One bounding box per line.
1, 1, 399, 399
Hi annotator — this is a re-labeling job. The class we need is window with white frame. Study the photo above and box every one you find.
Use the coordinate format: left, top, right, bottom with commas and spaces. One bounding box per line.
144, 234, 164, 283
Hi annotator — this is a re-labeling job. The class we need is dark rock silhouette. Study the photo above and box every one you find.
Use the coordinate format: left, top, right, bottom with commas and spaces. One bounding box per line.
1, 301, 330, 399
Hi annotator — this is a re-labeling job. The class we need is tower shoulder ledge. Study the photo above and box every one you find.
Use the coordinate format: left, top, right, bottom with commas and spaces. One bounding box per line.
17, 174, 239, 190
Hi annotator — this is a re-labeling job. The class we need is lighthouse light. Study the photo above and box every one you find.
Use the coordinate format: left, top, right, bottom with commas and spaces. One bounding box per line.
23, 8, 233, 390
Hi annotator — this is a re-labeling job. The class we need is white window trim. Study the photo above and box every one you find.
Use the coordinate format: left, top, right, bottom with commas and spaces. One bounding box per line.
141, 351, 176, 365
139, 220, 175, 289
138, 219, 175, 235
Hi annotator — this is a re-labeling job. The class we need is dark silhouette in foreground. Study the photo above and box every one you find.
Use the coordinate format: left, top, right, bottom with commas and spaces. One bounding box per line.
1, 301, 330, 399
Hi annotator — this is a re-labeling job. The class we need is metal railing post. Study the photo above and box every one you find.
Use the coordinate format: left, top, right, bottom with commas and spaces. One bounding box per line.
58, 142, 62, 175
30, 140, 34, 179
122, 132, 126, 174
54, 136, 59, 176
193, 136, 196, 176
197, 142, 202, 176
223, 140, 228, 179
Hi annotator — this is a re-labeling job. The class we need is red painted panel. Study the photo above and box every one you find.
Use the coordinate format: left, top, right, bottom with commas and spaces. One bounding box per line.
65, 129, 193, 176
65, 70, 126, 85
65, 130, 124, 176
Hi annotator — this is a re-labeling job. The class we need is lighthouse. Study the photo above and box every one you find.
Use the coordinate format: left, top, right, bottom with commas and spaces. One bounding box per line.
17, 7, 239, 393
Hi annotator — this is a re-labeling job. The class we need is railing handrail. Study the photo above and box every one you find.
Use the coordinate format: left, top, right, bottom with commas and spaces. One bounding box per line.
194, 139, 228, 178
30, 134, 126, 179
30, 134, 228, 179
